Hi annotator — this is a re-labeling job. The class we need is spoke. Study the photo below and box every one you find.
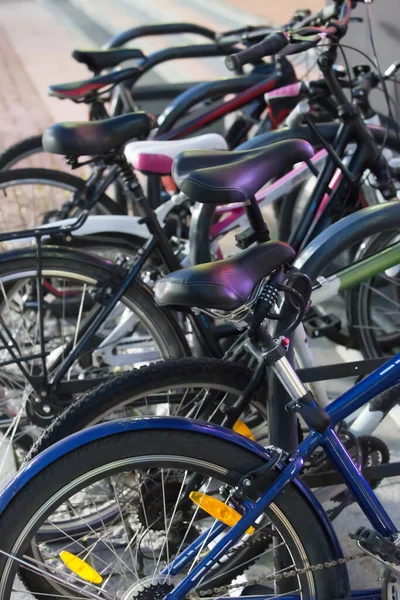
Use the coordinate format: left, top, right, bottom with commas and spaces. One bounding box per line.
362, 281, 400, 310
110, 477, 138, 581
163, 471, 189, 580
67, 283, 87, 380
154, 469, 172, 580
175, 387, 191, 416
208, 393, 229, 422
187, 478, 217, 574
45, 484, 137, 581
379, 272, 400, 286
137, 473, 157, 567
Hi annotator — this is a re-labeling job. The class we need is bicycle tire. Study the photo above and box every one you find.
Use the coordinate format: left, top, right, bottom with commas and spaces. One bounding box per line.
28, 358, 265, 457
0, 135, 44, 170
0, 427, 345, 599
0, 168, 121, 231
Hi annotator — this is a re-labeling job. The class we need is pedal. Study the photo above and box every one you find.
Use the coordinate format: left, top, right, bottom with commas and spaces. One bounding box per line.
350, 527, 400, 570
304, 309, 341, 339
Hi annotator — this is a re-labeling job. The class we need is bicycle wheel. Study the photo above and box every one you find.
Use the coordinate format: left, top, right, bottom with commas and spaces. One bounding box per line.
29, 358, 268, 458
0, 169, 116, 248
0, 135, 87, 177
0, 251, 187, 466
0, 428, 344, 599
347, 229, 400, 358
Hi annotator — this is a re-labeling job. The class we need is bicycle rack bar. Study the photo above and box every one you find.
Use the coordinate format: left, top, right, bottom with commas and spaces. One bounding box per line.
0, 210, 89, 243
105, 23, 217, 49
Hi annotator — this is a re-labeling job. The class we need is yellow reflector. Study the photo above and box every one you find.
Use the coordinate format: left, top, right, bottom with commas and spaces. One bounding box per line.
233, 419, 255, 441
60, 551, 103, 585
190, 492, 254, 534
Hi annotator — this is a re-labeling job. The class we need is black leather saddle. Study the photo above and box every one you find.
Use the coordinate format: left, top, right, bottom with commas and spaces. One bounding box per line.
72, 48, 145, 73
154, 241, 295, 311
42, 113, 154, 157
173, 139, 314, 204
48, 67, 140, 101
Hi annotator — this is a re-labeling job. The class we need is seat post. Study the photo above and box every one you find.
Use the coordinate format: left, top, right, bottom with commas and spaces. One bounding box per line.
235, 197, 271, 249
244, 197, 269, 233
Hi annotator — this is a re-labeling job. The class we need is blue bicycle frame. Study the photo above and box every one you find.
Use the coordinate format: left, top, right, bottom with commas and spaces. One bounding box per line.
159, 352, 400, 600
1, 351, 399, 600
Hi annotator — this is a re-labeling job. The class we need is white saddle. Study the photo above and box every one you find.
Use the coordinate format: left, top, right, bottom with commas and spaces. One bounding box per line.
125, 133, 228, 175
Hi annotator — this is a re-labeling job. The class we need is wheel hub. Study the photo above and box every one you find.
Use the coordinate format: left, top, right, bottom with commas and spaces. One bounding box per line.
118, 578, 174, 600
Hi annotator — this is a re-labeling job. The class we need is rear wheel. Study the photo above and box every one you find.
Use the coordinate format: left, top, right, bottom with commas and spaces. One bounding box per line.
0, 169, 116, 248
28, 358, 268, 459
0, 253, 187, 466
0, 135, 87, 177
0, 428, 345, 599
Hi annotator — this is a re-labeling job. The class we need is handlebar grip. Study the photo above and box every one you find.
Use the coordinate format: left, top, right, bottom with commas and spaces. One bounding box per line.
225, 32, 289, 71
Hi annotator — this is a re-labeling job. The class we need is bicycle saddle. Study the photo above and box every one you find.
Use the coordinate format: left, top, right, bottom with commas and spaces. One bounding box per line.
154, 241, 295, 311
125, 134, 228, 175
173, 139, 314, 204
48, 67, 140, 100
42, 113, 155, 156
72, 48, 145, 72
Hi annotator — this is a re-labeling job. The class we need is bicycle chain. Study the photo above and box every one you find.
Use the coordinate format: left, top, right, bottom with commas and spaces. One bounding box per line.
197, 550, 368, 596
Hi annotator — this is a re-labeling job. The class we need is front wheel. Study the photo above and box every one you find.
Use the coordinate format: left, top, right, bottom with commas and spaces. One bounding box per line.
0, 427, 346, 599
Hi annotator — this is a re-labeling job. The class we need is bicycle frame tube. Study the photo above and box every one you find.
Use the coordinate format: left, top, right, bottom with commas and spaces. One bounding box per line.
289, 122, 354, 251
156, 76, 281, 141
160, 358, 400, 600
311, 240, 400, 307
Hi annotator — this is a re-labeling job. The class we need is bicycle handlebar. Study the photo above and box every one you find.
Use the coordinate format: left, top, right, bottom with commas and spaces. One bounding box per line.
225, 0, 352, 71
225, 32, 290, 71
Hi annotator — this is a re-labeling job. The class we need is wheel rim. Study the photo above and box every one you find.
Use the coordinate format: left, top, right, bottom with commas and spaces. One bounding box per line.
0, 454, 314, 600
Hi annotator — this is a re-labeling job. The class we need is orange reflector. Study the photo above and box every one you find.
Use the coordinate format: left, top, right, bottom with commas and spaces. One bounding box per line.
189, 492, 254, 534
60, 551, 103, 584
233, 419, 255, 441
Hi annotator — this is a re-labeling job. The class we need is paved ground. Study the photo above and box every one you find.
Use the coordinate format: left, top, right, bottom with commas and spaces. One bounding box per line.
0, 0, 399, 594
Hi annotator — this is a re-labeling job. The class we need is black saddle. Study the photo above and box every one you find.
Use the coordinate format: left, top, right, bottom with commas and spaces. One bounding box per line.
48, 67, 140, 100
42, 113, 154, 157
154, 241, 295, 311
172, 139, 314, 204
72, 48, 145, 73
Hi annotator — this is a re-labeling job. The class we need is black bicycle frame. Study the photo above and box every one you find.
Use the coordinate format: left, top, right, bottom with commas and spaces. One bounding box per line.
288, 48, 396, 252
42, 173, 225, 400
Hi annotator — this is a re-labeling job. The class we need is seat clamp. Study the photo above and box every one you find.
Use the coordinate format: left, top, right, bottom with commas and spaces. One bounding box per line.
235, 227, 271, 250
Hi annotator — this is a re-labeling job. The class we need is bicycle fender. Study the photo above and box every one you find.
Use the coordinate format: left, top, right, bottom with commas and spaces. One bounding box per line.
0, 416, 347, 576
0, 245, 121, 273
295, 200, 400, 282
